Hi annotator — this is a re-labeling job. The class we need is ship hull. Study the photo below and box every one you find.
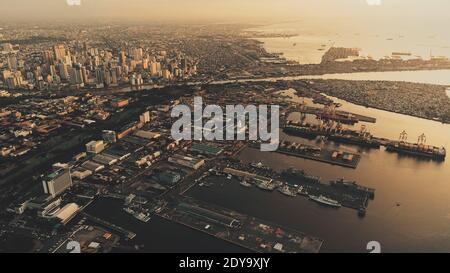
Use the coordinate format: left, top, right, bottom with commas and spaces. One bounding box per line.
386, 145, 445, 161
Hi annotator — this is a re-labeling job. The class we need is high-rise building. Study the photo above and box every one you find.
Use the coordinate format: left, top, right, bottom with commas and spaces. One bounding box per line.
54, 44, 66, 62
119, 50, 127, 65
7, 55, 18, 70
132, 48, 143, 61
42, 168, 72, 198
57, 63, 69, 80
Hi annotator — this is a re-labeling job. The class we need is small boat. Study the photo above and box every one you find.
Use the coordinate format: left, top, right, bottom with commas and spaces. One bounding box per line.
240, 180, 253, 188
309, 195, 341, 208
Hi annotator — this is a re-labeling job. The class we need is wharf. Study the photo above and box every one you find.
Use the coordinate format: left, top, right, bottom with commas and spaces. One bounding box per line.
158, 197, 323, 253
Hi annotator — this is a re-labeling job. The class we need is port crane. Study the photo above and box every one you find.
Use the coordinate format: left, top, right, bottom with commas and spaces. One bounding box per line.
418, 133, 427, 145
399, 130, 408, 142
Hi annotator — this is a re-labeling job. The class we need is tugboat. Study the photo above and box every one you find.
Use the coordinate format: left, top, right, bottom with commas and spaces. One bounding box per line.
309, 195, 341, 208
278, 185, 297, 197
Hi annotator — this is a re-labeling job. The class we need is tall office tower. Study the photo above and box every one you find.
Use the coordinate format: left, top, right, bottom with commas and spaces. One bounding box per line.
54, 44, 66, 63
111, 69, 118, 85
104, 70, 111, 86
69, 67, 78, 85
94, 55, 101, 67
150, 61, 158, 76
42, 50, 54, 64
57, 63, 69, 80
34, 66, 42, 80
49, 65, 57, 77
42, 168, 72, 198
142, 58, 149, 70
95, 68, 105, 85
69, 66, 83, 85
119, 50, 127, 65
64, 51, 72, 65
162, 69, 172, 79
7, 55, 17, 70
81, 66, 88, 83
114, 66, 122, 79
133, 48, 143, 61
181, 58, 188, 71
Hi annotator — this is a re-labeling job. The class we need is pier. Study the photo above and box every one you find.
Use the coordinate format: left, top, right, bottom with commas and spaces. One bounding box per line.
158, 197, 324, 253
81, 212, 136, 240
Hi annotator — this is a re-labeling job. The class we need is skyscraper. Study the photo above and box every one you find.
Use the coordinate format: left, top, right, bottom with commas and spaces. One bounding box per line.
54, 44, 66, 63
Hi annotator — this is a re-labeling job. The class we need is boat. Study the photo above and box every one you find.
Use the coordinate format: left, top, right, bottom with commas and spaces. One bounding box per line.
386, 142, 446, 161
282, 168, 321, 184
278, 185, 297, 197
123, 207, 151, 223
297, 186, 309, 196
135, 212, 151, 223
309, 195, 341, 208
240, 180, 253, 188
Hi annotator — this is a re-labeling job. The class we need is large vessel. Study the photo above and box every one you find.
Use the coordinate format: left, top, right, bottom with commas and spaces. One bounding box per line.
330, 178, 375, 199
282, 168, 321, 184
284, 124, 380, 148
386, 141, 446, 161
278, 185, 297, 197
123, 207, 151, 223
309, 195, 341, 208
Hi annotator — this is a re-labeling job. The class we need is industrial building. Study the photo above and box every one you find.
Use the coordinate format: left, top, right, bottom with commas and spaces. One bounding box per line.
168, 154, 205, 170
81, 161, 105, 173
134, 130, 161, 140
152, 170, 182, 185
190, 143, 223, 156
178, 203, 241, 228
139, 111, 151, 124
54, 203, 80, 224
86, 140, 105, 154
71, 168, 93, 180
93, 154, 118, 166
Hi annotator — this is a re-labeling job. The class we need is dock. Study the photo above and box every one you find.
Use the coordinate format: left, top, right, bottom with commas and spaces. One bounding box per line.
250, 141, 361, 169
158, 197, 323, 253
81, 212, 136, 240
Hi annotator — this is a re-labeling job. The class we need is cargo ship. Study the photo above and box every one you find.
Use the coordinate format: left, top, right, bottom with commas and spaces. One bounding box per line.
284, 124, 381, 148
386, 141, 446, 161
309, 195, 341, 208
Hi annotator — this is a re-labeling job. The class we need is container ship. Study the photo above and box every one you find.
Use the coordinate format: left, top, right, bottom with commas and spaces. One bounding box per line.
386, 141, 446, 161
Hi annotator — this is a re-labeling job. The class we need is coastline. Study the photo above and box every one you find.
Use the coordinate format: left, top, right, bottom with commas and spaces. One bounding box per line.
244, 26, 450, 125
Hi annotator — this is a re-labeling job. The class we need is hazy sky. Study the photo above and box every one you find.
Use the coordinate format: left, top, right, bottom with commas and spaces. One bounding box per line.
1, 0, 450, 23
